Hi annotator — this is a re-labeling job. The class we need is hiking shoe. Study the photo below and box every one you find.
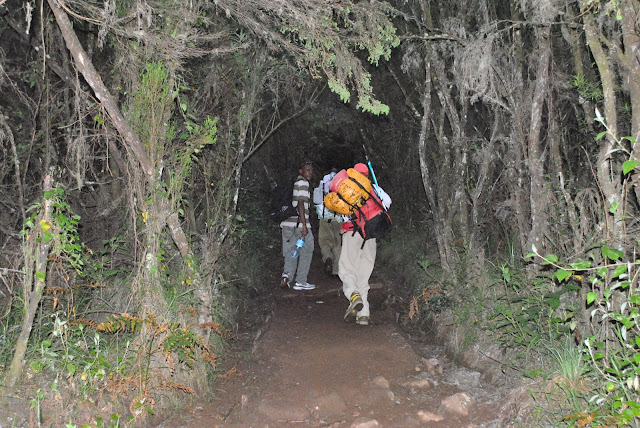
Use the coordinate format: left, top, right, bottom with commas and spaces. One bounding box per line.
344, 292, 364, 322
324, 258, 333, 275
356, 315, 370, 326
293, 282, 316, 290
280, 273, 290, 289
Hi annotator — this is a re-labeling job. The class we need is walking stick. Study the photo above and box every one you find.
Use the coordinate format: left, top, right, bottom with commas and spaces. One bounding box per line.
362, 144, 379, 187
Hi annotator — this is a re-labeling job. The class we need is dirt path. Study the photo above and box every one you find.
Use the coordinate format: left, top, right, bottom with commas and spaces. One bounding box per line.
155, 260, 510, 428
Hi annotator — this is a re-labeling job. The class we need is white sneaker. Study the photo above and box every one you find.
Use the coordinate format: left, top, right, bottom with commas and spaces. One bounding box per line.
293, 282, 316, 290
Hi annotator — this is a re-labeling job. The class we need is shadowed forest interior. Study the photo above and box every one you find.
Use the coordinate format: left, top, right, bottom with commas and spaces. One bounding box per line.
0, 0, 640, 426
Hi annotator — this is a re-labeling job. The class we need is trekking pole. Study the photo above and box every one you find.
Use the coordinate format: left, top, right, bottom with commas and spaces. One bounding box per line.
362, 144, 390, 213
362, 144, 379, 187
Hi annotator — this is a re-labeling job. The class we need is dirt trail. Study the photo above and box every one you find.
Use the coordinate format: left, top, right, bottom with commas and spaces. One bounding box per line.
155, 259, 509, 428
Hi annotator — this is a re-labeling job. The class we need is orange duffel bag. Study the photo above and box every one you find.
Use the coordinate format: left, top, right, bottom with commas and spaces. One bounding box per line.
323, 168, 372, 215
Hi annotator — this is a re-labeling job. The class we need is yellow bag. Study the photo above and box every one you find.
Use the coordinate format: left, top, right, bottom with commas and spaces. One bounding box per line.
323, 168, 372, 215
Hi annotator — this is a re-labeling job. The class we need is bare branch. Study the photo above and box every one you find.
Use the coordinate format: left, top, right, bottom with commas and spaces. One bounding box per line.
243, 85, 323, 163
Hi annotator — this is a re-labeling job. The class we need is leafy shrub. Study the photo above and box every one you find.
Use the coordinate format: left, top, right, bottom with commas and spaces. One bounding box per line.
529, 244, 640, 426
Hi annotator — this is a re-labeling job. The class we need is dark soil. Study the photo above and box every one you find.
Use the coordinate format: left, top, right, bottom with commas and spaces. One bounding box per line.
152, 259, 512, 427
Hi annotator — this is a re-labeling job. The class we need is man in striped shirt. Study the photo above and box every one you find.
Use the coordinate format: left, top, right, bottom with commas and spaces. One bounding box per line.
280, 160, 316, 290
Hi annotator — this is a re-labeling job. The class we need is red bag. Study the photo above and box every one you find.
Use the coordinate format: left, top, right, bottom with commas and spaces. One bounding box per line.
352, 191, 392, 241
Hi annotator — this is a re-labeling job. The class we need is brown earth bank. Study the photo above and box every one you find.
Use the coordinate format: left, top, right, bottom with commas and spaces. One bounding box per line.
150, 262, 517, 428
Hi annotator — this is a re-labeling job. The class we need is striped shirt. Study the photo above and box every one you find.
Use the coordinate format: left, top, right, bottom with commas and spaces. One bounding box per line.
280, 175, 310, 229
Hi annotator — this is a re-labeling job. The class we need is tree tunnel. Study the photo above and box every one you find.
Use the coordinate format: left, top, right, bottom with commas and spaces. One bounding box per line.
1, 0, 640, 425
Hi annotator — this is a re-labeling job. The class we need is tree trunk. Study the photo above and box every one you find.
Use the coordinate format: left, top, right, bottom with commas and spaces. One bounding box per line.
621, 0, 640, 143
620, 0, 640, 206
48, 0, 211, 321
4, 175, 53, 387
560, 3, 596, 136
417, 60, 450, 272
507, 1, 530, 256
527, 27, 551, 253
432, 69, 464, 275
581, 7, 624, 244
414, 0, 453, 273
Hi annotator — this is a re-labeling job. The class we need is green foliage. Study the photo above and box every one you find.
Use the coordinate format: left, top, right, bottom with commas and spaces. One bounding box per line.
163, 328, 203, 367
328, 78, 351, 104
0, 321, 18, 370
572, 73, 603, 102
115, 0, 128, 17
128, 62, 174, 150
47, 188, 85, 270
354, 75, 390, 115
23, 310, 220, 421
529, 245, 640, 426
93, 234, 131, 279
585, 0, 624, 20
167, 116, 218, 208
485, 111, 640, 425
375, 227, 452, 323
622, 160, 638, 175
234, 173, 285, 294
65, 412, 128, 428
30, 313, 134, 399
29, 388, 45, 426
22, 186, 87, 273
593, 108, 638, 163
413, 258, 452, 315
363, 22, 399, 66
548, 338, 586, 383
21, 60, 44, 89
489, 266, 578, 360
277, 3, 398, 115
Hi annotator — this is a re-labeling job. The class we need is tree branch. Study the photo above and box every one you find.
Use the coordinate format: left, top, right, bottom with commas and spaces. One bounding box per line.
243, 86, 322, 163
47, 0, 154, 179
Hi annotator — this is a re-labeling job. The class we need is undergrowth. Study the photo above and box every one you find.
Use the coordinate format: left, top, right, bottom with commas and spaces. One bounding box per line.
0, 182, 237, 426
378, 221, 640, 426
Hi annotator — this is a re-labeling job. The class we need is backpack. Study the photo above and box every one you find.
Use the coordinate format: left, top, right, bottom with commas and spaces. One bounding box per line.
352, 191, 393, 241
323, 168, 372, 215
314, 172, 343, 221
269, 180, 298, 223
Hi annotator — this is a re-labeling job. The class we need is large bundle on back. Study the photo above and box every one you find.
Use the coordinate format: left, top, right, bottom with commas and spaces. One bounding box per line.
323, 168, 371, 215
